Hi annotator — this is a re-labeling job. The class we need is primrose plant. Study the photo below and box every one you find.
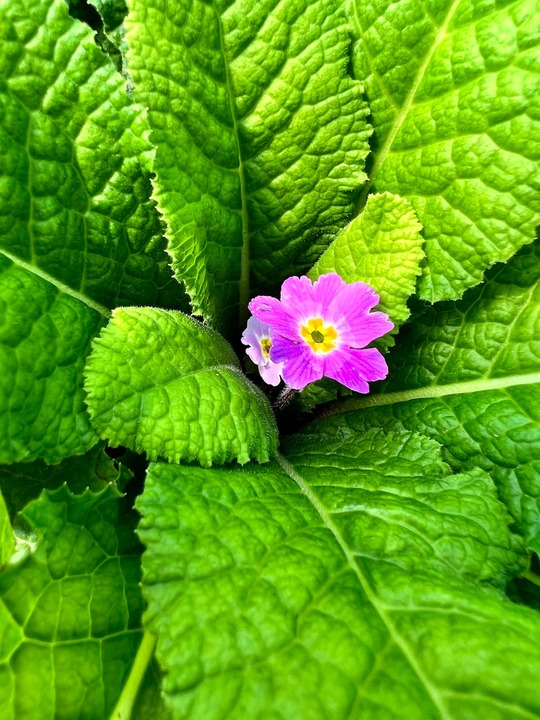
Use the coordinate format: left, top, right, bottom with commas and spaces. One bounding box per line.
245, 273, 393, 391
0, 0, 540, 718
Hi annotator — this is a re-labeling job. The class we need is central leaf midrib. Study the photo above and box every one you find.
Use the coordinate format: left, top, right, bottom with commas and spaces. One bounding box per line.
214, 3, 250, 330
89, 362, 242, 424
93, 363, 252, 427
277, 453, 451, 719
0, 247, 110, 318
318, 372, 540, 418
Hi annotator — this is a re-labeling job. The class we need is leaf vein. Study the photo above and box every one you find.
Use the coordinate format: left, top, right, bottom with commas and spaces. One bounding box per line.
277, 453, 452, 719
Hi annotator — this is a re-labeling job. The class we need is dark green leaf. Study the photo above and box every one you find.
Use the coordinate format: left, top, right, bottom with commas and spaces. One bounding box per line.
0, 484, 143, 719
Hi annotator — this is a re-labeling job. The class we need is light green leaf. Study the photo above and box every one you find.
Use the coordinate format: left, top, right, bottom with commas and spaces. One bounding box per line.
317, 240, 540, 549
0, 491, 14, 568
348, 0, 540, 302
322, 386, 540, 552
137, 431, 533, 719
0, 257, 103, 464
0, 0, 188, 464
284, 428, 526, 586
85, 307, 278, 466
0, 484, 143, 720
125, 0, 371, 335
310, 192, 424, 333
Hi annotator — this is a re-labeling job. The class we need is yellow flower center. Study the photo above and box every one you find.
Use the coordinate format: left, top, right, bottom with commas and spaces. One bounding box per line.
260, 337, 272, 359
300, 317, 338, 353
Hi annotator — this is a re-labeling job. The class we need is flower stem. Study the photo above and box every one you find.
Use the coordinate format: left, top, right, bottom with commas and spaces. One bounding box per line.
109, 631, 157, 720
522, 569, 540, 588
273, 385, 297, 411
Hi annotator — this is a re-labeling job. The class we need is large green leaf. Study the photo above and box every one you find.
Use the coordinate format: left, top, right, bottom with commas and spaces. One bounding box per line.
315, 240, 540, 549
348, 0, 540, 302
0, 484, 143, 720
137, 430, 533, 719
125, 0, 371, 334
0, 0, 187, 464
85, 307, 278, 466
0, 0, 181, 310
0, 257, 103, 465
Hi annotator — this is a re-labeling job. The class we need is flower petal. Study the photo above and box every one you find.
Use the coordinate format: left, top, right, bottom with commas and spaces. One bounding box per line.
328, 282, 381, 324
282, 352, 324, 390
245, 344, 264, 366
249, 295, 297, 339
241, 317, 265, 365
339, 312, 394, 348
269, 335, 302, 364
259, 360, 284, 386
279, 276, 322, 320
241, 316, 270, 343
280, 273, 346, 319
324, 347, 389, 393
270, 337, 324, 390
312, 273, 347, 309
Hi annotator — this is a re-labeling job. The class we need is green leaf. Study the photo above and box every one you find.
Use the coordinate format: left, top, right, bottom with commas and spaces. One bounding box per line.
0, 0, 188, 463
0, 443, 130, 519
0, 490, 14, 568
283, 428, 525, 584
125, 0, 371, 335
317, 240, 540, 549
85, 307, 278, 466
310, 192, 424, 334
0, 0, 183, 311
137, 431, 533, 719
295, 376, 354, 414
0, 257, 103, 464
348, 0, 540, 302
0, 484, 143, 720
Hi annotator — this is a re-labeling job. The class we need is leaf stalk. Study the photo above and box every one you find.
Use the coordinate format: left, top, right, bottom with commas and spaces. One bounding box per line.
109, 631, 157, 720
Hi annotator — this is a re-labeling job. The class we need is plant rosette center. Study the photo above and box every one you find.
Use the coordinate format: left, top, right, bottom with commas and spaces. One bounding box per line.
300, 317, 339, 353
247, 273, 393, 392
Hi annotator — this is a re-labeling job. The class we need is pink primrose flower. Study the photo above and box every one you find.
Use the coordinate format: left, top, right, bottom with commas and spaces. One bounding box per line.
248, 273, 393, 392
241, 316, 284, 386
